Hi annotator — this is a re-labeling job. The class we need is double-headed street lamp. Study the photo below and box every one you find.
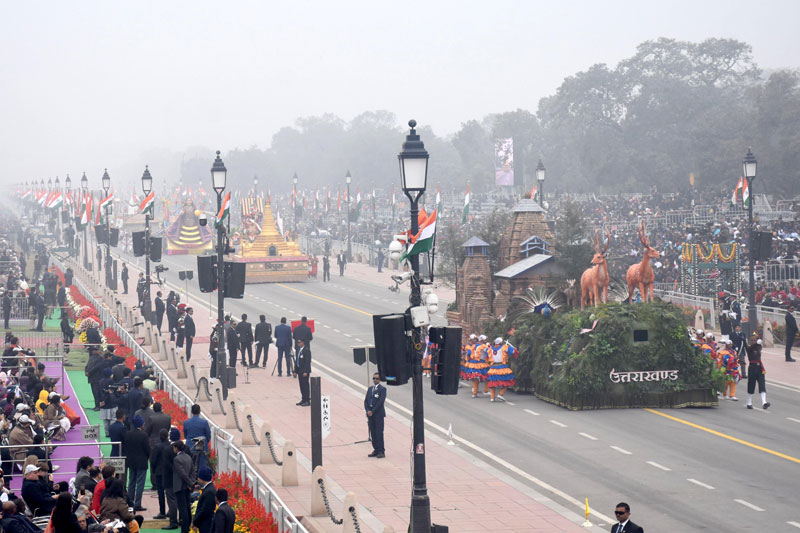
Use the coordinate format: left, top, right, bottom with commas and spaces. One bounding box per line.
397, 119, 431, 532
536, 159, 546, 207
345, 170, 352, 262
102, 170, 112, 287
211, 151, 229, 395
141, 166, 153, 319
743, 148, 758, 333
81, 173, 90, 271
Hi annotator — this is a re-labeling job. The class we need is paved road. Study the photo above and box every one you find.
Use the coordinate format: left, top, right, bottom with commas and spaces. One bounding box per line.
115, 249, 800, 531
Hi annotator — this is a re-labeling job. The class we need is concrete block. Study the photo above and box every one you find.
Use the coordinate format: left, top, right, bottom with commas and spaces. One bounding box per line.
281, 440, 298, 486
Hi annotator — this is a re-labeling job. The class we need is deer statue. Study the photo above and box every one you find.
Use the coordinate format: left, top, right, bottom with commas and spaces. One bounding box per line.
580, 229, 611, 309
561, 279, 578, 308
626, 220, 661, 302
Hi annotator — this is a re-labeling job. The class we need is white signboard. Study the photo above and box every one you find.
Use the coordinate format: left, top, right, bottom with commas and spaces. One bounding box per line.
321, 395, 331, 440
81, 425, 100, 440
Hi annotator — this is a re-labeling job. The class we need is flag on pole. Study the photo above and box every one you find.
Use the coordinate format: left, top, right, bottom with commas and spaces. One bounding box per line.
731, 177, 743, 206
99, 193, 113, 210
462, 186, 470, 224
95, 194, 102, 224
46, 191, 63, 209
391, 189, 396, 219
742, 178, 750, 208
529, 185, 538, 201
326, 190, 330, 212
21, 189, 31, 200
139, 191, 155, 215
315, 189, 320, 211
80, 194, 91, 229
401, 209, 437, 261
356, 188, 362, 217
215, 192, 231, 228
371, 189, 376, 213
435, 187, 442, 214
337, 190, 341, 212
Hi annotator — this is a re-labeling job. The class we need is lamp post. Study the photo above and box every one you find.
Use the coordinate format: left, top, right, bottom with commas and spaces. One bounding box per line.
536, 159, 545, 207
54, 176, 61, 243
211, 151, 229, 396
65, 175, 72, 250
292, 173, 299, 236
398, 119, 431, 532
345, 170, 352, 262
743, 148, 758, 333
141, 166, 153, 320
102, 170, 111, 288
81, 173, 90, 271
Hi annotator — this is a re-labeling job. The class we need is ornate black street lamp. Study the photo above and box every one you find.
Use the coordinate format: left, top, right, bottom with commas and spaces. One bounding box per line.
743, 148, 758, 332
102, 170, 112, 287
141, 166, 153, 319
536, 159, 546, 207
345, 170, 352, 262
81, 173, 90, 271
211, 151, 229, 395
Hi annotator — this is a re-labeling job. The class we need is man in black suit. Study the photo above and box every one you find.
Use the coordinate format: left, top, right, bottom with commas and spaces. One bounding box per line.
155, 291, 165, 334
192, 467, 216, 533
237, 314, 254, 367
322, 256, 330, 282
786, 305, 797, 362
611, 502, 643, 533
2, 291, 11, 330
274, 317, 293, 377
295, 339, 311, 406
254, 315, 272, 368
124, 415, 151, 511
121, 263, 129, 294
212, 488, 235, 533
292, 316, 313, 353
167, 298, 178, 341
184, 308, 196, 361
226, 318, 239, 368
337, 252, 346, 276
364, 373, 386, 458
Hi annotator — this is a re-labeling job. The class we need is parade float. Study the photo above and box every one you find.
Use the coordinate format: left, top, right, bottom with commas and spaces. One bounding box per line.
165, 198, 213, 255
230, 196, 308, 283
485, 300, 723, 410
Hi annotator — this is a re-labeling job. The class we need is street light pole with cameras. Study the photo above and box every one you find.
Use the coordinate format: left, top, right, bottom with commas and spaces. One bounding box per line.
141, 166, 153, 320
211, 151, 229, 397
81, 173, 90, 271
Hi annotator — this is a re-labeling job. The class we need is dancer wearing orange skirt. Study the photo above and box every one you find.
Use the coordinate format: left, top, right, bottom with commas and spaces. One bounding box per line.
486, 337, 516, 402
461, 334, 488, 397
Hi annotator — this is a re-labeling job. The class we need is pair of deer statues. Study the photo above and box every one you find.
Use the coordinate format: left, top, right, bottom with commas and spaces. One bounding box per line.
579, 221, 661, 309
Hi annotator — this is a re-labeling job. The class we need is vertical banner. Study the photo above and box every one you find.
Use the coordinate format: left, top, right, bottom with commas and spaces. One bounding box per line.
495, 138, 514, 186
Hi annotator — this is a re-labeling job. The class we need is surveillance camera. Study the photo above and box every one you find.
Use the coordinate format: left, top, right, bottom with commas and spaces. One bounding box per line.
391, 272, 412, 284
388, 241, 403, 253
199, 214, 208, 226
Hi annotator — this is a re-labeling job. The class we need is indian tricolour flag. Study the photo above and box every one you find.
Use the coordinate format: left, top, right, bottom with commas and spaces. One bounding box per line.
46, 191, 63, 209
435, 187, 442, 214
21, 189, 31, 200
356, 189, 362, 216
139, 191, 155, 215
401, 209, 437, 261
742, 177, 750, 208
216, 191, 231, 228
731, 177, 743, 206
462, 186, 470, 224
80, 194, 91, 228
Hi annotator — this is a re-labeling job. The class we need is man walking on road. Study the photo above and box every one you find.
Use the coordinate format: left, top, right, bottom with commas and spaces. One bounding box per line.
612, 502, 643, 532
295, 338, 311, 406
274, 317, 293, 377
237, 314, 254, 367
785, 305, 797, 362
254, 315, 272, 368
364, 372, 386, 458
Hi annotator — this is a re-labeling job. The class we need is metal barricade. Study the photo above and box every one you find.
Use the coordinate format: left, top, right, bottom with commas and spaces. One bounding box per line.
654, 290, 717, 330
57, 258, 306, 533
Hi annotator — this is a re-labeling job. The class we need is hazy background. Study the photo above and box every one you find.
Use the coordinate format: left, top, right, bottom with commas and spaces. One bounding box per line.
2, 0, 799, 190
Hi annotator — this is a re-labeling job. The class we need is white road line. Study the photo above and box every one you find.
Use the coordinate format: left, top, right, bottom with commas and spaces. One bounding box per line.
505, 401, 515, 406
523, 409, 540, 416
734, 499, 764, 511
646, 461, 671, 471
787, 521, 800, 529
687, 478, 714, 490
323, 325, 331, 329
610, 446, 632, 455
343, 334, 352, 338
549, 420, 567, 428
354, 338, 363, 342
787, 417, 800, 424
333, 328, 340, 333
578, 432, 598, 441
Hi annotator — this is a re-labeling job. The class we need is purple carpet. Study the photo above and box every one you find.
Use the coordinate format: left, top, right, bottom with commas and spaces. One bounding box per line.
8, 363, 101, 491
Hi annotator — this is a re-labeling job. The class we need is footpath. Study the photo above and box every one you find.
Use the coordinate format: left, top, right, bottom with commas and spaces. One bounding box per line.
72, 254, 600, 533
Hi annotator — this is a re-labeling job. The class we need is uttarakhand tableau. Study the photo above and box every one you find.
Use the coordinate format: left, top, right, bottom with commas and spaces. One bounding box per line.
165, 198, 213, 255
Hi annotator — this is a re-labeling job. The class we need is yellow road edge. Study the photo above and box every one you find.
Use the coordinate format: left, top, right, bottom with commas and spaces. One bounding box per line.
275, 283, 372, 316
644, 408, 800, 465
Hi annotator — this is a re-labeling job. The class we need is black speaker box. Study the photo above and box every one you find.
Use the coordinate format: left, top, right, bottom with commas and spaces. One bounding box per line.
197, 256, 217, 293
109, 227, 120, 247
372, 313, 410, 385
95, 225, 108, 245
149, 237, 162, 262
430, 326, 462, 395
223, 261, 246, 299
132, 231, 146, 257
756, 231, 773, 262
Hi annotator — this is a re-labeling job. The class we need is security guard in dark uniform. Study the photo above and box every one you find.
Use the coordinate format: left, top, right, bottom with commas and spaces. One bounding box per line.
364, 372, 386, 458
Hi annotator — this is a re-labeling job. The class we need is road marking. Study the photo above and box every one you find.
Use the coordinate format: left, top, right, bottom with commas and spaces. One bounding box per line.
354, 338, 363, 342
787, 417, 800, 424
610, 446, 632, 455
645, 408, 800, 465
310, 358, 615, 524
578, 432, 598, 441
523, 409, 540, 416
646, 461, 671, 471
549, 420, 567, 428
276, 283, 372, 316
343, 334, 352, 338
505, 401, 515, 406
787, 521, 800, 528
333, 329, 340, 333
687, 478, 714, 489
734, 499, 764, 511
323, 325, 331, 329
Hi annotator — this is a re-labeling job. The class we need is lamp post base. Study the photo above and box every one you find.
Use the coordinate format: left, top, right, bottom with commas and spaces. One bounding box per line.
410, 494, 431, 533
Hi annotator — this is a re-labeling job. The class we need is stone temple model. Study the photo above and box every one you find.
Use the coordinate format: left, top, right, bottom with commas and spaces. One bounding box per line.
166, 198, 213, 255
231, 196, 308, 283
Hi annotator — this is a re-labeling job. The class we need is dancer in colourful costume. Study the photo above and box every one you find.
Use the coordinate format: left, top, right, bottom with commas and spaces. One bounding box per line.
461, 334, 489, 398
719, 339, 740, 400
486, 337, 516, 402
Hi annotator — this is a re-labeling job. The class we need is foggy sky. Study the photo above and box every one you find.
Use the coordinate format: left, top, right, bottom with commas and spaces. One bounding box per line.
2, 0, 798, 189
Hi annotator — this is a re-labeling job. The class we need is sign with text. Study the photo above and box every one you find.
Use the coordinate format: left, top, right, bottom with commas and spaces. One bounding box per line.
81, 425, 100, 441
104, 457, 126, 473
321, 395, 331, 440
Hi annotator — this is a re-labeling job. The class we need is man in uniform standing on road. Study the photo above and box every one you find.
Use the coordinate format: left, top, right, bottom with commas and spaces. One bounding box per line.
295, 338, 311, 406
254, 315, 272, 368
155, 291, 165, 334
364, 372, 386, 458
274, 317, 293, 377
237, 314, 254, 367
322, 256, 330, 282
612, 502, 643, 532
184, 308, 195, 361
121, 263, 129, 294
